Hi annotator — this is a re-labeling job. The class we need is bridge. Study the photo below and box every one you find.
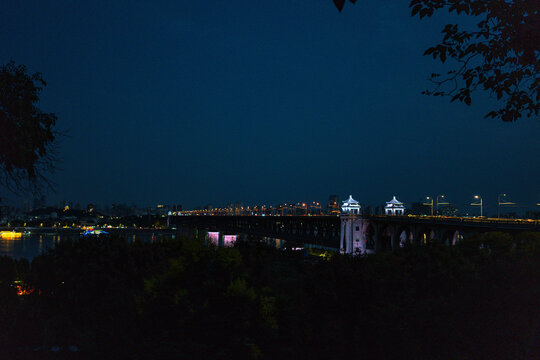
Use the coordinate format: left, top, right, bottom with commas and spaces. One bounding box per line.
168, 214, 539, 253
169, 215, 341, 248
340, 214, 539, 255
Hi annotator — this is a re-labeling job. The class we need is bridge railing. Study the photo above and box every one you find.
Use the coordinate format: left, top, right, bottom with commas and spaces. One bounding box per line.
361, 215, 539, 227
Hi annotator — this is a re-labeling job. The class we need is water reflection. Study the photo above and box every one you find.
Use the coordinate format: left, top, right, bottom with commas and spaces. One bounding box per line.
0, 236, 15, 254
1, 229, 290, 261
0, 230, 175, 260
261, 236, 284, 249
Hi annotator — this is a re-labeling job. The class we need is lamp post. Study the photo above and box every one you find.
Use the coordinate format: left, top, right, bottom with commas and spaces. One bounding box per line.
498, 194, 505, 218
497, 193, 515, 218
471, 195, 483, 217
423, 196, 434, 216
436, 195, 449, 215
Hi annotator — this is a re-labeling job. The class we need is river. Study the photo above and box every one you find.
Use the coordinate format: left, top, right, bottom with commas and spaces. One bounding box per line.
0, 228, 177, 260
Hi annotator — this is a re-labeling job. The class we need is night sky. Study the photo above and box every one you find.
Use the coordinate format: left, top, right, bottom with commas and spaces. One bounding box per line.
2, 1, 539, 213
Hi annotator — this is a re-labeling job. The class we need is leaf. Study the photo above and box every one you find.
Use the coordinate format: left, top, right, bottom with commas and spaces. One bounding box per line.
333, 0, 345, 11
411, 5, 422, 17
440, 49, 447, 63
484, 111, 498, 119
423, 47, 435, 56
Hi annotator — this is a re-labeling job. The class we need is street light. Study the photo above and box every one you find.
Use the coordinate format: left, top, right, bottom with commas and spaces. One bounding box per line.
471, 195, 483, 217
497, 193, 516, 218
436, 195, 449, 215
423, 196, 433, 216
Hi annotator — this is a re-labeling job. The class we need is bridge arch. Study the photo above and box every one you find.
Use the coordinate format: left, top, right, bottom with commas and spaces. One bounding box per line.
377, 224, 393, 252
441, 229, 464, 245
414, 227, 436, 245
364, 222, 376, 253
394, 224, 413, 248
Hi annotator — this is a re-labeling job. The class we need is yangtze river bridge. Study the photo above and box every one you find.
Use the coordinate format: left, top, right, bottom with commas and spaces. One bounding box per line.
168, 214, 539, 252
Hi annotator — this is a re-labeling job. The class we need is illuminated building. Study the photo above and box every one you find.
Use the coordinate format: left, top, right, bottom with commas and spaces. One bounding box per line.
341, 195, 361, 214
385, 196, 405, 215
309, 201, 322, 215
327, 195, 340, 215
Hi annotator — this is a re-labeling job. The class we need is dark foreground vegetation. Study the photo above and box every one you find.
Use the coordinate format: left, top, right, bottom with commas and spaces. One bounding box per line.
0, 232, 538, 359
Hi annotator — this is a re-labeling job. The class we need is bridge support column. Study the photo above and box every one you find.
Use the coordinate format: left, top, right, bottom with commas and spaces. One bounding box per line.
340, 215, 364, 255
391, 225, 401, 251
434, 227, 444, 244
374, 222, 382, 253
340, 220, 345, 253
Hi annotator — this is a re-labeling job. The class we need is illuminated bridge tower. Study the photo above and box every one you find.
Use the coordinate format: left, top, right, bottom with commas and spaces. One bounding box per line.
385, 196, 405, 215
340, 195, 364, 255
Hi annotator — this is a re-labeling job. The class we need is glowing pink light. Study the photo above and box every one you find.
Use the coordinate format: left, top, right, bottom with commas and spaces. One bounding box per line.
223, 235, 237, 247
208, 232, 219, 245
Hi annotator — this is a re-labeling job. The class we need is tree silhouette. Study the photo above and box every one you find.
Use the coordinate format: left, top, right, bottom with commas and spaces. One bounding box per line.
334, 0, 539, 122
0, 61, 58, 193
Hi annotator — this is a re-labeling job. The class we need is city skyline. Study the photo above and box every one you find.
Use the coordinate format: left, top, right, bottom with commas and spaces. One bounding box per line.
4, 192, 538, 219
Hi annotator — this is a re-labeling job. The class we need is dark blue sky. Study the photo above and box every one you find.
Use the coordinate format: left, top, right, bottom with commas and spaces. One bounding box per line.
2, 1, 539, 213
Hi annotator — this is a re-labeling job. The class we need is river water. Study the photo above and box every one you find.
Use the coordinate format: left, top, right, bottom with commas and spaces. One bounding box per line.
0, 228, 311, 261
0, 229, 175, 260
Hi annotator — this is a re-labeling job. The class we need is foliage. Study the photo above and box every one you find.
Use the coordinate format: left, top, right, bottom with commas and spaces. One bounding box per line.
0, 61, 57, 193
334, 0, 540, 122
0, 233, 538, 358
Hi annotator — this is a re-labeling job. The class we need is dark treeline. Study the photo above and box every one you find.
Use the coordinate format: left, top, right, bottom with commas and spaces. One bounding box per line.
0, 232, 538, 359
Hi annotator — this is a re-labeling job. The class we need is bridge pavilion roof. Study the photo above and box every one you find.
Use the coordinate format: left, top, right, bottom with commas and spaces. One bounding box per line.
342, 195, 361, 213
385, 196, 404, 208
342, 195, 359, 206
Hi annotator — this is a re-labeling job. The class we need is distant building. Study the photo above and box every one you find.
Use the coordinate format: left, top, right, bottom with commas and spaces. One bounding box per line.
440, 205, 458, 217
327, 195, 340, 215
155, 204, 170, 216
27, 207, 58, 220
309, 201, 322, 215
410, 202, 429, 215
87, 203, 96, 213
33, 195, 46, 210
234, 202, 243, 215
295, 202, 307, 215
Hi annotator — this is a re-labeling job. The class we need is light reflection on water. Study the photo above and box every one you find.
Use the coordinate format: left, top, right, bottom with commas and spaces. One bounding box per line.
0, 231, 170, 260
261, 236, 284, 249
0, 236, 14, 255
1, 230, 286, 260
0, 234, 55, 260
